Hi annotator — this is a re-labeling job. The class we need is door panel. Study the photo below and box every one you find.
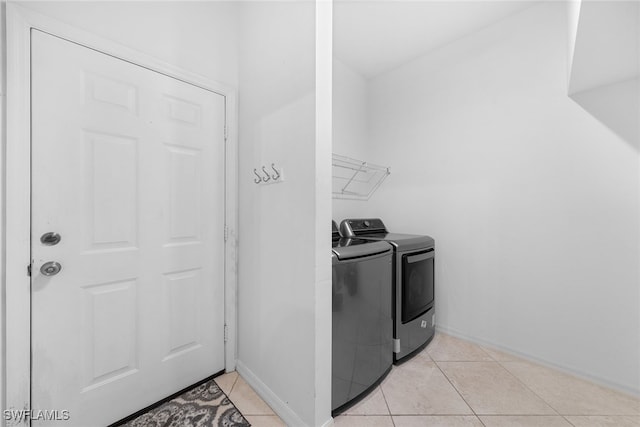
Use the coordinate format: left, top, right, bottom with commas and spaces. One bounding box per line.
31, 30, 225, 426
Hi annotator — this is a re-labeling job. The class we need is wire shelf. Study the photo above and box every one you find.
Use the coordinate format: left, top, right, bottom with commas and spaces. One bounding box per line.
332, 153, 390, 200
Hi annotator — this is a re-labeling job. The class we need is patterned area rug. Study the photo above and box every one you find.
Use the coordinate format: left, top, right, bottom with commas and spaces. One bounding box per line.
117, 379, 250, 427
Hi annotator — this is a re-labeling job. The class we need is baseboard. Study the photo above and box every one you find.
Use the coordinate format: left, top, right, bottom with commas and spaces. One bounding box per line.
319, 417, 334, 427
236, 360, 324, 427
435, 325, 640, 398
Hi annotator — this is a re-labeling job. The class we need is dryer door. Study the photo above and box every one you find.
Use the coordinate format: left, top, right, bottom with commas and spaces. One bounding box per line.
401, 249, 435, 324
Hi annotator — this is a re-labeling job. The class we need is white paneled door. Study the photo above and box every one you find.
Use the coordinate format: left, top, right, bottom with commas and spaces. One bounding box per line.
30, 30, 226, 426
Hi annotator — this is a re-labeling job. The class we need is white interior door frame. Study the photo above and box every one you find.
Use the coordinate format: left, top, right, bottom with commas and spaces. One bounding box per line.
4, 3, 239, 418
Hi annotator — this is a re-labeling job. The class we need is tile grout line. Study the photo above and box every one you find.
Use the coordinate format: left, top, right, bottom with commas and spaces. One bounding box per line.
563, 415, 579, 427
479, 342, 640, 420
498, 362, 640, 419
432, 358, 487, 426
218, 372, 242, 413
431, 355, 581, 426
378, 382, 396, 427
495, 359, 564, 417
429, 342, 489, 426
438, 338, 528, 427
221, 372, 253, 422
421, 347, 485, 424
439, 359, 563, 420
439, 334, 565, 419
229, 371, 240, 395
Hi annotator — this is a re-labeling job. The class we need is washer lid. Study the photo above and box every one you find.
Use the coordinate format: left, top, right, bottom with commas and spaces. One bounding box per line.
359, 232, 435, 251
332, 240, 391, 260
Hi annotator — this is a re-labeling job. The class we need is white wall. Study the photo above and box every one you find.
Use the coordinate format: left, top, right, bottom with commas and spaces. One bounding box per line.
14, 1, 239, 87
236, 2, 330, 425
331, 58, 377, 221
568, 0, 639, 95
367, 2, 640, 395
333, 59, 368, 159
567, 0, 639, 148
314, 2, 333, 423
566, 0, 581, 84
0, 0, 6, 415
570, 77, 639, 149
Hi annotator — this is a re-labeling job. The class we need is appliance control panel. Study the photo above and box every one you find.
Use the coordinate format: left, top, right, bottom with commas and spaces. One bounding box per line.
340, 218, 387, 236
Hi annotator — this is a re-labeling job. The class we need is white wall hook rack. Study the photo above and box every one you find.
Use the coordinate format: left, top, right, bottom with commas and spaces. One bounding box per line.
253, 163, 284, 185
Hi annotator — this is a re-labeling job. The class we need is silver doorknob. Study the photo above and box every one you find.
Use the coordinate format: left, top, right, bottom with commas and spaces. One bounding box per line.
40, 261, 62, 276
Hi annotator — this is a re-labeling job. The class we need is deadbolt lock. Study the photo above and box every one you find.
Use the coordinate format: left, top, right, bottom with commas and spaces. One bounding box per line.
41, 232, 61, 246
40, 261, 62, 276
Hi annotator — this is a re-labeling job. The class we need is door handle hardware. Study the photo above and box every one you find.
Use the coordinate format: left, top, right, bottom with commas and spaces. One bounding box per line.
40, 261, 62, 276
40, 232, 61, 246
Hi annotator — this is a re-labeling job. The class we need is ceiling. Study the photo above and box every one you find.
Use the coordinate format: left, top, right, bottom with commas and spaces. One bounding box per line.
333, 0, 537, 78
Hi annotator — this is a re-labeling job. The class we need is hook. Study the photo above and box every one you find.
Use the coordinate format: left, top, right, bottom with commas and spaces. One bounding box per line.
253, 168, 262, 184
271, 163, 281, 180
261, 166, 271, 182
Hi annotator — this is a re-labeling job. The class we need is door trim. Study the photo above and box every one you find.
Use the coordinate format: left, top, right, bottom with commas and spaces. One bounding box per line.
5, 3, 239, 417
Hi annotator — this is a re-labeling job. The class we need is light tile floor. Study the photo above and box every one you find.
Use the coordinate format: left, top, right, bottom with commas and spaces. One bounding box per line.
215, 333, 640, 426
214, 371, 287, 426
